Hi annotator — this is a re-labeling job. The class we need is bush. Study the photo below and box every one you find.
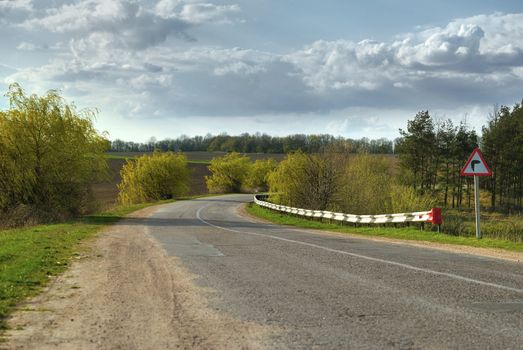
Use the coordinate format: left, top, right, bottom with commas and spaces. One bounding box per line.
0, 83, 108, 226
335, 154, 394, 214
118, 151, 190, 204
267, 151, 345, 210
244, 158, 277, 192
205, 152, 251, 193
390, 185, 437, 213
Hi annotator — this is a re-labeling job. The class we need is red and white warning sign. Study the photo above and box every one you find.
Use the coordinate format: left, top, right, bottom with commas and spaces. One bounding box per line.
460, 147, 491, 177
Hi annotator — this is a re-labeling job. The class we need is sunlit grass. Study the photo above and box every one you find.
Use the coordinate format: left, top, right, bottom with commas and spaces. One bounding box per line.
0, 200, 173, 330
246, 203, 523, 252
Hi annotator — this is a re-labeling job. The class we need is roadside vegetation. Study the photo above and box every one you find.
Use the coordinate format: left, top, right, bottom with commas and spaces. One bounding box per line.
205, 152, 275, 193
0, 83, 109, 227
118, 151, 190, 205
245, 204, 523, 252
248, 102, 523, 244
0, 201, 171, 331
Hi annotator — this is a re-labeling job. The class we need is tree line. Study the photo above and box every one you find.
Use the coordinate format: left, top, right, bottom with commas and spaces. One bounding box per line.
110, 133, 394, 154
395, 101, 523, 212
482, 103, 523, 212
395, 111, 478, 209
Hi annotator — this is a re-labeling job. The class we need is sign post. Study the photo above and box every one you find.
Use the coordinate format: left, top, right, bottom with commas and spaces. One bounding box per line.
473, 175, 481, 239
460, 148, 492, 239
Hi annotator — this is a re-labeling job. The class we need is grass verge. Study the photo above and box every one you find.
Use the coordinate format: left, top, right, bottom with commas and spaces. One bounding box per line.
0, 200, 173, 331
246, 203, 523, 252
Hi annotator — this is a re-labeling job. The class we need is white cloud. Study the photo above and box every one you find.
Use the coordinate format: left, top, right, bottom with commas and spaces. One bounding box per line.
19, 1, 191, 50
15, 0, 240, 51
2, 9, 523, 140
281, 12, 523, 108
0, 0, 32, 11
21, 1, 131, 32
16, 41, 36, 51
179, 3, 240, 24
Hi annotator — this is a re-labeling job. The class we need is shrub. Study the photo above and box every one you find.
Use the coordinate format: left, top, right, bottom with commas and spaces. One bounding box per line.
390, 185, 437, 213
118, 151, 190, 204
244, 158, 277, 192
267, 151, 345, 210
205, 152, 251, 193
0, 83, 108, 226
334, 154, 394, 215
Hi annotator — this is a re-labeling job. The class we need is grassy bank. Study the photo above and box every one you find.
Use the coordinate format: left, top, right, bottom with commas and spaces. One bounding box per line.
0, 201, 172, 330
246, 203, 523, 252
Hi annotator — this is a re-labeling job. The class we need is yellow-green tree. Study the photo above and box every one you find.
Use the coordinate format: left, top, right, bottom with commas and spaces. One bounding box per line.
390, 185, 437, 213
118, 151, 190, 204
267, 151, 345, 210
205, 152, 251, 193
0, 83, 108, 225
335, 154, 394, 214
244, 158, 277, 192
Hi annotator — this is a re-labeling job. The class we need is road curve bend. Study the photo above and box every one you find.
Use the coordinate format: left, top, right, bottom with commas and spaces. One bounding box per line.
150, 194, 523, 349
3, 194, 522, 349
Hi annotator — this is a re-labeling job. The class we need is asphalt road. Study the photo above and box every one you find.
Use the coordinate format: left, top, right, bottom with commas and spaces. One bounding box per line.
147, 194, 523, 349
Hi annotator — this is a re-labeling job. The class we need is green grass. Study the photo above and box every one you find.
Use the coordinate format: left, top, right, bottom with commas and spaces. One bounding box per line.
0, 200, 172, 331
246, 203, 523, 252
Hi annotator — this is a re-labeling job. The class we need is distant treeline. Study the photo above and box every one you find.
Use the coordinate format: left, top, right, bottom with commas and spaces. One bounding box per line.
110, 133, 394, 154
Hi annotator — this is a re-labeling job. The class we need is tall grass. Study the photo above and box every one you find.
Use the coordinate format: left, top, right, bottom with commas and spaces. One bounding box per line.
442, 209, 523, 243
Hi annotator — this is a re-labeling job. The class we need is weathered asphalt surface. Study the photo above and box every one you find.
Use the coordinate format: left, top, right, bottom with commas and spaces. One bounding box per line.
147, 194, 523, 349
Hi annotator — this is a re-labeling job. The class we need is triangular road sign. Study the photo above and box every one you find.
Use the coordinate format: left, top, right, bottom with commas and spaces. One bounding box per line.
461, 148, 491, 176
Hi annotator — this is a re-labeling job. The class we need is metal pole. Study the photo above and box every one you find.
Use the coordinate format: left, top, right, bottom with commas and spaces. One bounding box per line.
474, 175, 481, 239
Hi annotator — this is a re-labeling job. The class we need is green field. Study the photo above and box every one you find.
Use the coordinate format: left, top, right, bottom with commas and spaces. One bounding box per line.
245, 203, 523, 252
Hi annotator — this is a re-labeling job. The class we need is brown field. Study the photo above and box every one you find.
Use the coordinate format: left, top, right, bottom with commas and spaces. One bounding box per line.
92, 160, 211, 210
93, 152, 285, 209
106, 151, 286, 162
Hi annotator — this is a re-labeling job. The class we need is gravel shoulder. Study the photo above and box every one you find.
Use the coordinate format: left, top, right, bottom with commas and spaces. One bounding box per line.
1, 204, 274, 350
237, 204, 523, 263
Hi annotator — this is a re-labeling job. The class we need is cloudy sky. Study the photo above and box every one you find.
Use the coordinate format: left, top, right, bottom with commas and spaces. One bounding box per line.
1, 0, 523, 142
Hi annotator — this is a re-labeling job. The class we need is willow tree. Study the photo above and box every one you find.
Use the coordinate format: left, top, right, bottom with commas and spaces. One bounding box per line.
118, 151, 190, 204
267, 151, 345, 210
244, 158, 277, 192
0, 83, 108, 225
205, 152, 252, 193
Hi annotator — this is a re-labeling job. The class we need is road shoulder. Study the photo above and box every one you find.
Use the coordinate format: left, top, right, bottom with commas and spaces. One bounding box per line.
1, 204, 274, 350
237, 203, 522, 263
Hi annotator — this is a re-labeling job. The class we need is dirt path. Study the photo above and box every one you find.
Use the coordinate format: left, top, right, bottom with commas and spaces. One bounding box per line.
1, 205, 274, 350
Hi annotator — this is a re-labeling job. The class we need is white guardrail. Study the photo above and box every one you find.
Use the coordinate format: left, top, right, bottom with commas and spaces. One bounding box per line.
253, 195, 442, 226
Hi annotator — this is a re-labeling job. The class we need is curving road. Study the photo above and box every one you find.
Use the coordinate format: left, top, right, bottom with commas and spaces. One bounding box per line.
4, 194, 522, 349
147, 194, 523, 349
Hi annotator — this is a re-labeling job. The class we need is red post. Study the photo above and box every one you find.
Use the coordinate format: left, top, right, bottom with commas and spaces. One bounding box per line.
429, 208, 442, 225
